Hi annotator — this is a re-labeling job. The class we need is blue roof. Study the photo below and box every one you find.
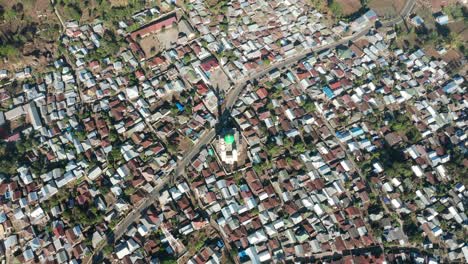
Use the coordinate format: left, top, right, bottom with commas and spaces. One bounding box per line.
176, 102, 185, 111
323, 86, 335, 99
412, 16, 424, 26
0, 212, 6, 223
336, 131, 350, 138
350, 127, 364, 136
217, 240, 224, 248
443, 82, 457, 93
365, 10, 378, 20
240, 185, 250, 192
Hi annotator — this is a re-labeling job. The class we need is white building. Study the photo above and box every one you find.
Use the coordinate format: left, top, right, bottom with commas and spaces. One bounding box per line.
217, 130, 241, 165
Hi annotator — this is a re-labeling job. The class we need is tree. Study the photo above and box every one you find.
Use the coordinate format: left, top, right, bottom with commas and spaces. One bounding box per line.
267, 145, 282, 157
447, 32, 462, 49
183, 54, 191, 64
292, 142, 306, 154
443, 4, 464, 20
109, 147, 123, 165
303, 101, 316, 113
63, 4, 82, 21
103, 244, 114, 256
0, 45, 20, 59
108, 129, 119, 143
329, 1, 343, 18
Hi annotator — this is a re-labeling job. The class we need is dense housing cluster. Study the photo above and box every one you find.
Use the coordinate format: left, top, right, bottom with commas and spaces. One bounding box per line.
0, 0, 466, 264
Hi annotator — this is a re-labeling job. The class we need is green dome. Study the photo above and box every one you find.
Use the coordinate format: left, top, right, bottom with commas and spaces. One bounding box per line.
224, 134, 235, 144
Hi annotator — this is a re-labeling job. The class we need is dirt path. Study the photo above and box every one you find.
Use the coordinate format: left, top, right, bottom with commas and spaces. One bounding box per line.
51, 0, 66, 32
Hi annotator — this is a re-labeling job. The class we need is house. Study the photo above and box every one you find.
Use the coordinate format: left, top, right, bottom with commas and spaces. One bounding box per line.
0, 70, 8, 79
27, 102, 42, 130
0, 111, 5, 126
200, 57, 220, 73
435, 13, 449, 25
410, 16, 425, 27
87, 167, 103, 181
4, 106, 25, 121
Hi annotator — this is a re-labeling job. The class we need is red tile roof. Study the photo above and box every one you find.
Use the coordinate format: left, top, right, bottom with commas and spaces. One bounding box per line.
200, 57, 219, 72
130, 15, 177, 40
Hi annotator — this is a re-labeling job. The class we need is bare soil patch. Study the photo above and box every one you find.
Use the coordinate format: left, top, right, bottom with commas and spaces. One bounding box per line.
209, 68, 231, 92
109, 0, 129, 7
138, 26, 179, 57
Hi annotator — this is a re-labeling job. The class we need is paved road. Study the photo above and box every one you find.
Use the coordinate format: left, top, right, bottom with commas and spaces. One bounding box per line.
90, 2, 416, 260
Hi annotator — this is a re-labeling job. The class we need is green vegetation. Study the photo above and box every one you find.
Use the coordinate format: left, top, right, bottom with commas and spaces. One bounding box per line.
291, 141, 307, 154
108, 147, 124, 168
0, 44, 20, 59
2, 8, 18, 21
183, 54, 192, 64
359, 136, 415, 181
95, 0, 146, 26
62, 204, 105, 226
102, 244, 114, 256
63, 4, 82, 21
55, 0, 147, 26
402, 214, 423, 244
126, 22, 142, 33
443, 4, 465, 20
303, 100, 316, 113
88, 30, 123, 59
124, 186, 136, 196
253, 161, 270, 174
388, 112, 422, 144
266, 144, 282, 157
205, 0, 229, 16
329, 1, 343, 18
308, 0, 329, 13
0, 135, 41, 175
219, 16, 229, 33
160, 258, 177, 264
446, 146, 468, 184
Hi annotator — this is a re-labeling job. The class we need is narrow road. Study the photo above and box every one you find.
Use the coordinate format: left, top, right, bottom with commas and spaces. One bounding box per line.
89, 1, 416, 260
381, 0, 416, 27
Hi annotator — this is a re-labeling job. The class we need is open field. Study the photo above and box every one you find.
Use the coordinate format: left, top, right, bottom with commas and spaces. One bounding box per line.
209, 68, 231, 92
368, 0, 406, 18
448, 21, 468, 42
335, 0, 362, 16
138, 26, 179, 57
